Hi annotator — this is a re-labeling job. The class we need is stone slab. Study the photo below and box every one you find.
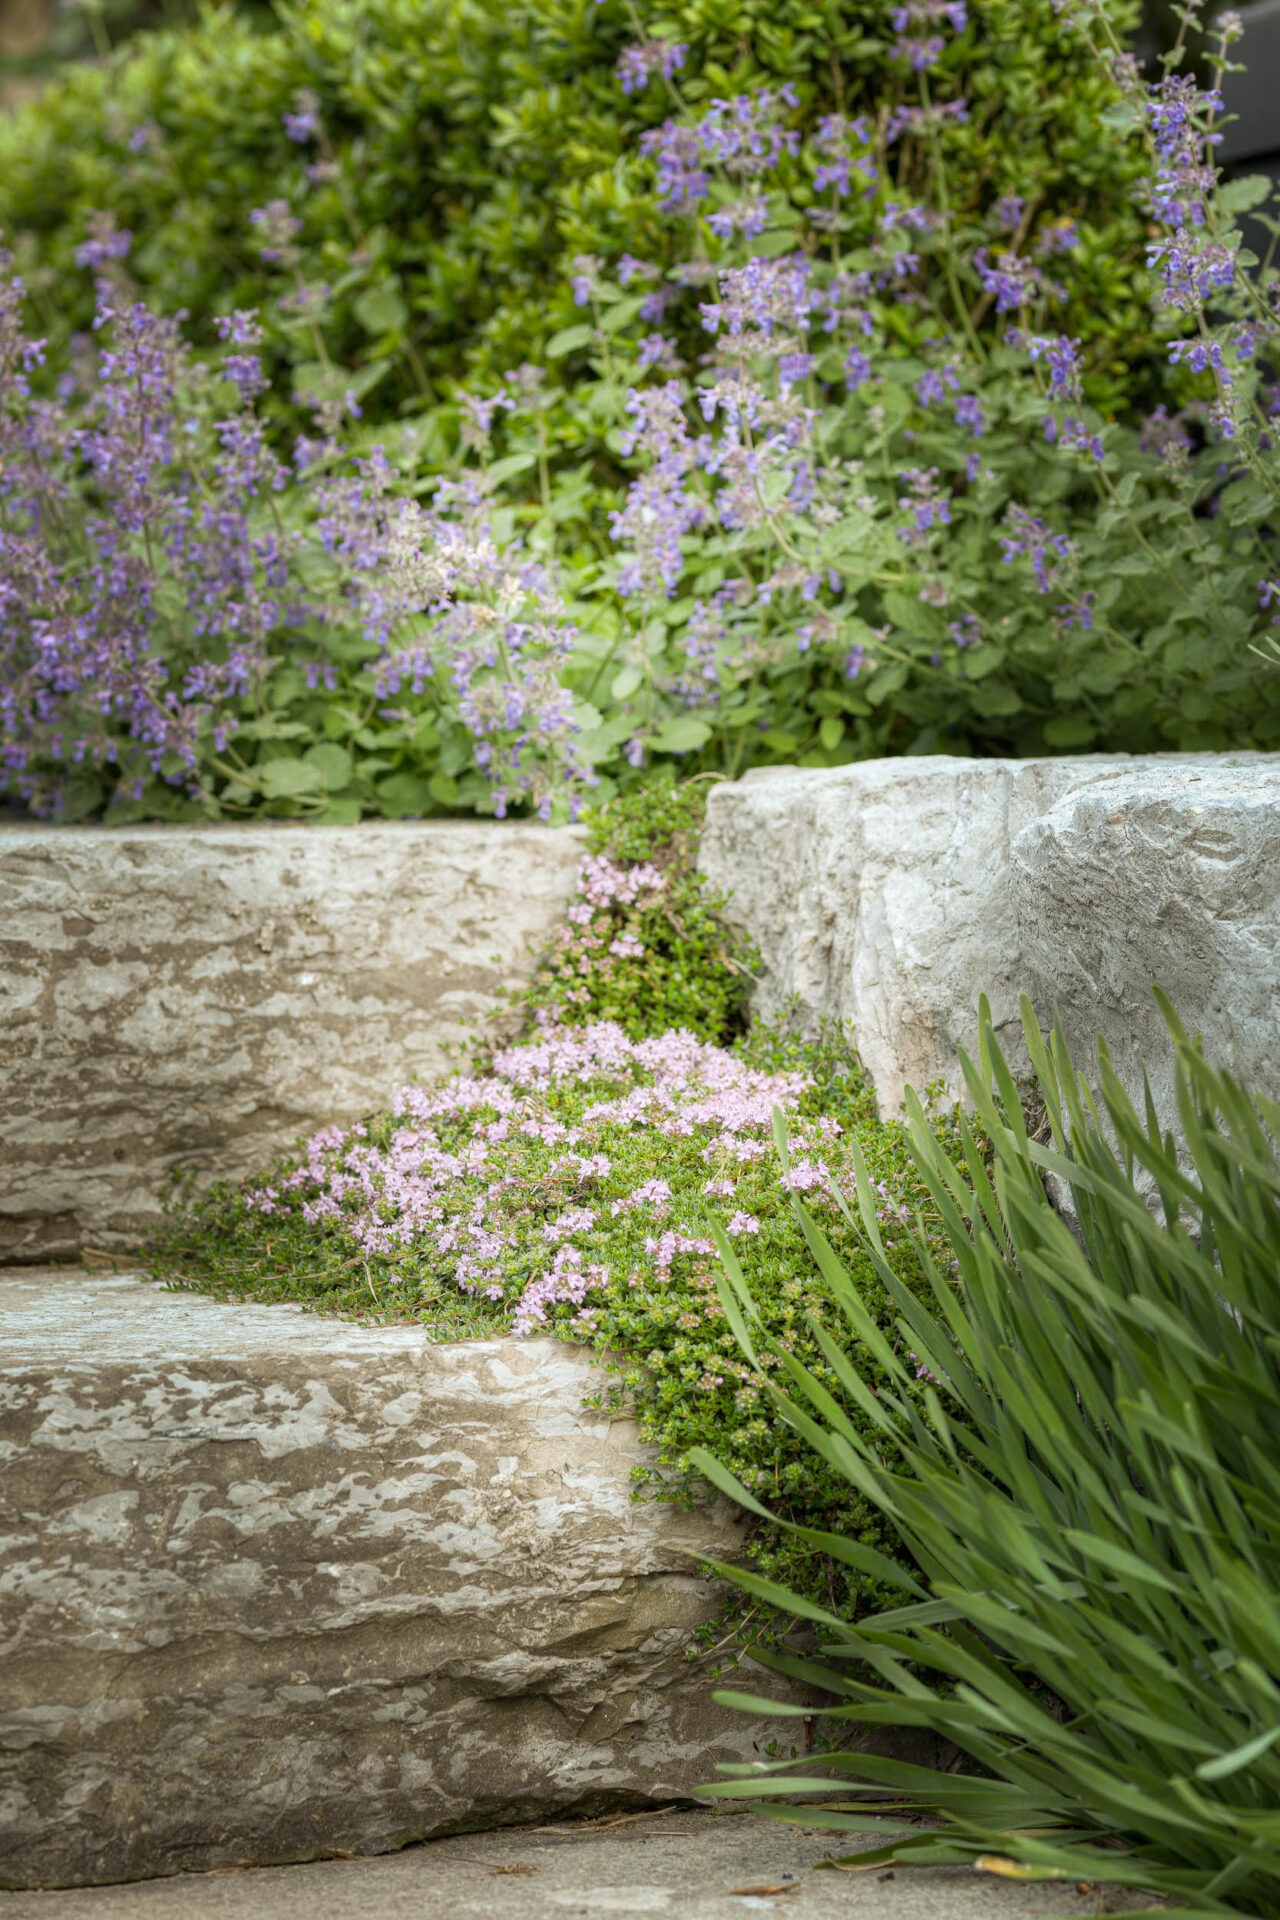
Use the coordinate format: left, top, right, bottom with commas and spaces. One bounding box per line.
0, 822, 584, 1261
1011, 760, 1280, 1135
0, 1807, 1148, 1918
699, 753, 1277, 1116
0, 1270, 836, 1890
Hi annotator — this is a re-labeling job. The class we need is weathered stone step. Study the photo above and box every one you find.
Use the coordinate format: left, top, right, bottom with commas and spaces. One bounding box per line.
0, 821, 584, 1262
699, 753, 1280, 1120
0, 1271, 800, 1890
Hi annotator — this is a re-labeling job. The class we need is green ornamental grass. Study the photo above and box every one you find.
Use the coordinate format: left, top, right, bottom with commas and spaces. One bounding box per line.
692, 996, 1280, 1918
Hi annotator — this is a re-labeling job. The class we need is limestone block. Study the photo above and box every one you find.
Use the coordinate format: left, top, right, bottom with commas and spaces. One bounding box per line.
698, 753, 1275, 1114
0, 1270, 810, 1889
1010, 760, 1280, 1125
0, 823, 584, 1261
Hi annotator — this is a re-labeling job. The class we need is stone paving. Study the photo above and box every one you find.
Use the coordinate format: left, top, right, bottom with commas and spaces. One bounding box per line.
0, 1809, 1146, 1920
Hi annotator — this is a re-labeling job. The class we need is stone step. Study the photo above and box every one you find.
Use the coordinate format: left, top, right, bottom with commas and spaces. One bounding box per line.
0, 1270, 815, 1890
0, 820, 584, 1262
699, 753, 1280, 1121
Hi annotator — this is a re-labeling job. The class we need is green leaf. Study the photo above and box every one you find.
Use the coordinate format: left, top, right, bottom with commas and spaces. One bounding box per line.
651, 714, 712, 754
376, 771, 435, 817
546, 323, 595, 359
302, 742, 353, 791
353, 284, 409, 336
258, 757, 324, 798
1194, 1727, 1280, 1781
1219, 174, 1274, 217
610, 663, 644, 701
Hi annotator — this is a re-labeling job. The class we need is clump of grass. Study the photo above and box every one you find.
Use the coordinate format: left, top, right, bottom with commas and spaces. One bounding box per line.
696, 998, 1280, 1914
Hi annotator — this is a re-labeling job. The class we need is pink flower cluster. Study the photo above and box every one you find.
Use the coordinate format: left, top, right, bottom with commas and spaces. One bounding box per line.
242, 1018, 816, 1332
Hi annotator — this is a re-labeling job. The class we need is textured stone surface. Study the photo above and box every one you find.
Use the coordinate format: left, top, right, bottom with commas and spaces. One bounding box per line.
0, 823, 584, 1261
698, 753, 1277, 1115
0, 1808, 1149, 1919
0, 1271, 819, 1891
1011, 760, 1280, 1128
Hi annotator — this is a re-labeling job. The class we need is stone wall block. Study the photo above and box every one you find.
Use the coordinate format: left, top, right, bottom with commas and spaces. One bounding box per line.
1009, 761, 1280, 1121
0, 1270, 828, 1889
699, 753, 1277, 1117
0, 823, 585, 1260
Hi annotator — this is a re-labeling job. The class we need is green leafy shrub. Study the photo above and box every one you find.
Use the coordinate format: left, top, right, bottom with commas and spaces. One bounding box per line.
0, 0, 1156, 428
693, 996, 1280, 1917
8, 0, 1278, 818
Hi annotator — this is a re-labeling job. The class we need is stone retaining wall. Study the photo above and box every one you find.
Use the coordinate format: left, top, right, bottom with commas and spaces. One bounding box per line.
698, 752, 1280, 1118
0, 822, 584, 1262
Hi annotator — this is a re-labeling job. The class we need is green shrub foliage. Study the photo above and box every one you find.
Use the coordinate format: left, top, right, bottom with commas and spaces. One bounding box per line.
1, 0, 1154, 425
693, 996, 1280, 1917
6, 0, 1277, 819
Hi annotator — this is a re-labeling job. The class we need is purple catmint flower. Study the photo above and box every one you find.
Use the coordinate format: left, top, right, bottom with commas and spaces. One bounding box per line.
973, 246, 1043, 314
1024, 331, 1081, 395
916, 362, 960, 406
999, 504, 1073, 592
214, 309, 265, 348
1147, 235, 1235, 311
616, 39, 687, 94
953, 393, 986, 436
1167, 336, 1227, 377
283, 89, 321, 143
885, 98, 969, 143
641, 90, 799, 211
1057, 592, 1096, 632
617, 254, 657, 288
1139, 404, 1193, 463
707, 196, 770, 241
889, 0, 967, 70
639, 123, 710, 212
1035, 220, 1080, 257
636, 332, 681, 373
896, 467, 951, 546
844, 346, 873, 390
249, 200, 303, 265
75, 212, 132, 272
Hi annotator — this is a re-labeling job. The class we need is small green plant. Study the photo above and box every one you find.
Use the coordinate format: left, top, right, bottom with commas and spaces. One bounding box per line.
517, 776, 755, 1043
692, 996, 1280, 1918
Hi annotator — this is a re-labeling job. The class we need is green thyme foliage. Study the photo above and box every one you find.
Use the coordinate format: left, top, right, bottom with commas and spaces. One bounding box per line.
521, 776, 756, 1044
695, 997, 1280, 1915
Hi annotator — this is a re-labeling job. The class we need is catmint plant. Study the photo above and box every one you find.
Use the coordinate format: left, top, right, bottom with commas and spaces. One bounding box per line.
458, 0, 1279, 770
0, 241, 593, 821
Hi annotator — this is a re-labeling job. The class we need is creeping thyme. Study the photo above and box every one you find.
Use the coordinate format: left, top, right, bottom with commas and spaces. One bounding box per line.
156, 1012, 956, 1616
517, 777, 754, 1044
